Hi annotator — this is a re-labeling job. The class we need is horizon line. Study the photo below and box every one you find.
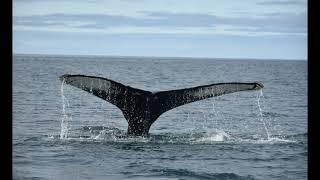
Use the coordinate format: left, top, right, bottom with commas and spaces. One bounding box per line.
13, 52, 307, 61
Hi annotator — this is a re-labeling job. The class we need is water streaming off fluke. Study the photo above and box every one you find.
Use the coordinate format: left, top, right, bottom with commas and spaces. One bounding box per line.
60, 79, 72, 139
257, 89, 270, 140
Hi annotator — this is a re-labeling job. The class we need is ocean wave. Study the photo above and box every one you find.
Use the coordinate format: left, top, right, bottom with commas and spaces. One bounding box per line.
144, 168, 256, 180
262, 111, 289, 117
233, 136, 297, 144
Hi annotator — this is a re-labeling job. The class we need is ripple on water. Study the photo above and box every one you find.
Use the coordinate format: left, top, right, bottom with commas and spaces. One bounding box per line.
144, 168, 256, 180
25, 126, 302, 147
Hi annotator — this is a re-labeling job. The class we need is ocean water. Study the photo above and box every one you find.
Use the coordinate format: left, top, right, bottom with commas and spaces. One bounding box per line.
13, 55, 307, 180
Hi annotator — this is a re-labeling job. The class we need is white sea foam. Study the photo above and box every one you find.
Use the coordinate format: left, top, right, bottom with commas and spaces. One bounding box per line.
194, 129, 231, 142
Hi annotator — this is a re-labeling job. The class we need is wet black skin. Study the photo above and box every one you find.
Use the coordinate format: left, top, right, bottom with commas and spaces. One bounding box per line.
60, 74, 264, 136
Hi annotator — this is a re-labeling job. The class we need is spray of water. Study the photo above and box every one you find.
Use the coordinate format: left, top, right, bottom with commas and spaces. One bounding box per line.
199, 102, 208, 131
257, 89, 270, 140
210, 99, 226, 124
211, 100, 218, 121
60, 79, 72, 139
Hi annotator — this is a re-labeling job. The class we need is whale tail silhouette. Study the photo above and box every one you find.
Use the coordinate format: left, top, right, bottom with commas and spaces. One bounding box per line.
59, 74, 263, 136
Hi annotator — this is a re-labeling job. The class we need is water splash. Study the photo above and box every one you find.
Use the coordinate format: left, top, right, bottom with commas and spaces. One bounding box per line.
45, 125, 297, 145
257, 89, 270, 140
195, 129, 231, 142
60, 79, 72, 139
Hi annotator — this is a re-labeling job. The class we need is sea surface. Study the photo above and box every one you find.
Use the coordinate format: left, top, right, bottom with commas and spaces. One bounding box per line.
13, 55, 307, 180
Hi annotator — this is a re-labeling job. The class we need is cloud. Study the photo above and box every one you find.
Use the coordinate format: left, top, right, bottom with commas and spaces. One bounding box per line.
14, 13, 219, 28
15, 25, 307, 37
258, 0, 306, 6
13, 11, 307, 36
12, 0, 307, 59
14, 0, 306, 19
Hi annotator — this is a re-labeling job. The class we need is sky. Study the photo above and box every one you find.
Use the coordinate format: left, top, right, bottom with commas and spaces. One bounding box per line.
13, 0, 307, 60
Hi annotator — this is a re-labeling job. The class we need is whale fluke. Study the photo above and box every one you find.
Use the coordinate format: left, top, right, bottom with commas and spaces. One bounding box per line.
59, 74, 263, 136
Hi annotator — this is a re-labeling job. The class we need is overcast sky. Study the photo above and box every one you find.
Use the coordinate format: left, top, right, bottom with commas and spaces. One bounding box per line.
13, 0, 307, 60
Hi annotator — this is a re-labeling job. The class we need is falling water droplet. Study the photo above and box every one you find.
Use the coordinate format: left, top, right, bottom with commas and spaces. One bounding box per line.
60, 79, 72, 139
257, 89, 270, 140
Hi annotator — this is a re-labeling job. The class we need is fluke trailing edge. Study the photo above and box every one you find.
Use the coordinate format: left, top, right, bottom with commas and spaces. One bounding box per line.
59, 74, 264, 136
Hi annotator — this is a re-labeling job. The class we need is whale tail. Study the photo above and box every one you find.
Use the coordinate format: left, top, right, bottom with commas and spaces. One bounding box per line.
60, 74, 263, 136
